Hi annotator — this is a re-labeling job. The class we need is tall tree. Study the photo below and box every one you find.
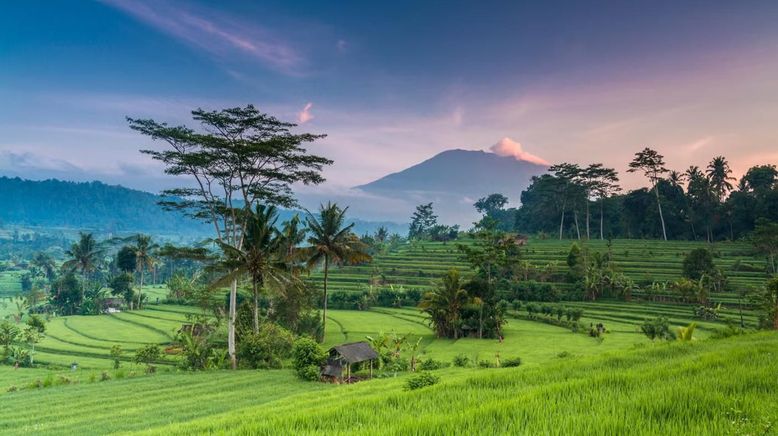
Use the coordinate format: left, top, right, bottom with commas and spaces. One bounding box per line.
215, 205, 289, 333
408, 203, 438, 240
62, 233, 103, 290
305, 203, 371, 342
686, 166, 716, 241
31, 252, 57, 283
585, 164, 621, 240
131, 234, 158, 309
628, 148, 670, 240
474, 194, 509, 216
129, 104, 332, 368
548, 163, 584, 240
706, 156, 735, 201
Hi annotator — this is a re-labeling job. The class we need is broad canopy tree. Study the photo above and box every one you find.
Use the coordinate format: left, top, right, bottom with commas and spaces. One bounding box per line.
628, 147, 670, 241
129, 104, 332, 368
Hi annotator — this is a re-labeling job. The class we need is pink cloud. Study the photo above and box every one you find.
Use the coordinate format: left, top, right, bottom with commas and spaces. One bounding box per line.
298, 102, 314, 124
489, 137, 549, 165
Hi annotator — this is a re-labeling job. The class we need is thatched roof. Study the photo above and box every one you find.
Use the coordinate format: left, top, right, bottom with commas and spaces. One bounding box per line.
329, 342, 379, 364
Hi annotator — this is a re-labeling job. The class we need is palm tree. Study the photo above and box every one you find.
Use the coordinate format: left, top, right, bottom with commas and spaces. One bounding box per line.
304, 202, 371, 342
63, 233, 103, 289
132, 234, 159, 309
215, 205, 290, 333
419, 269, 468, 339
31, 252, 57, 283
668, 170, 686, 189
706, 156, 735, 201
279, 214, 307, 260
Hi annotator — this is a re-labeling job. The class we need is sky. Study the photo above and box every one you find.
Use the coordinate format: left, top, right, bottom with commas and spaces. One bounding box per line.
2, 1, 778, 222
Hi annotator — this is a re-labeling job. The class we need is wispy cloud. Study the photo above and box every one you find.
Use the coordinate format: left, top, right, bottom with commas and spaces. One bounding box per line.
298, 102, 314, 124
102, 0, 305, 75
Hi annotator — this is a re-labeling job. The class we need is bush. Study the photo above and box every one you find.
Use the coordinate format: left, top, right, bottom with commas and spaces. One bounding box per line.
298, 365, 321, 382
110, 345, 122, 369
452, 353, 470, 367
478, 360, 497, 368
640, 316, 676, 341
238, 323, 295, 369
682, 248, 715, 281
502, 357, 522, 367
418, 358, 447, 371
134, 344, 162, 367
405, 372, 440, 391
292, 337, 326, 381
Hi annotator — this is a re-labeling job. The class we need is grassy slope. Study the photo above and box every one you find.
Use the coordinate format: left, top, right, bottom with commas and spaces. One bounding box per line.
132, 332, 777, 435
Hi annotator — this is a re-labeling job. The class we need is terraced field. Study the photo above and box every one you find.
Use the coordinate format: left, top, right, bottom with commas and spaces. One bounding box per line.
34, 305, 199, 369
0, 270, 23, 298
316, 238, 768, 304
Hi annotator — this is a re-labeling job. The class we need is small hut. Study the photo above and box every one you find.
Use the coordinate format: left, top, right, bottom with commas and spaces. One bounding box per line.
321, 341, 379, 382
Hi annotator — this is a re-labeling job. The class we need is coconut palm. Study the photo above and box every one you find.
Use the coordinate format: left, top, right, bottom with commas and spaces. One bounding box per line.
304, 202, 371, 342
63, 233, 104, 288
214, 205, 291, 333
131, 234, 159, 309
706, 155, 735, 201
419, 269, 468, 339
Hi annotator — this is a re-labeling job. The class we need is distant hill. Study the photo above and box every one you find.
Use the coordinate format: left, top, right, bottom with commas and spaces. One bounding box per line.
354, 149, 547, 224
0, 177, 405, 238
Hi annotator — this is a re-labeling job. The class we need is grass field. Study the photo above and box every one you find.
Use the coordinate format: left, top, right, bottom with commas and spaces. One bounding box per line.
316, 238, 770, 305
1, 331, 775, 435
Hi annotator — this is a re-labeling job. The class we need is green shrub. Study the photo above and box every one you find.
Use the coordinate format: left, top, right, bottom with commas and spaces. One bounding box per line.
478, 360, 496, 368
502, 357, 522, 367
100, 371, 111, 381
418, 358, 447, 370
292, 337, 325, 380
238, 323, 294, 369
452, 353, 470, 367
640, 316, 676, 341
110, 345, 122, 369
298, 365, 321, 382
134, 344, 162, 365
405, 372, 440, 391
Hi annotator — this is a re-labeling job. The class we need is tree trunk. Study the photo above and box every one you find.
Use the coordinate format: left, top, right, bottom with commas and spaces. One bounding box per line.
252, 278, 260, 334
137, 265, 144, 310
321, 256, 329, 343
573, 211, 581, 240
228, 278, 237, 369
654, 185, 668, 240
559, 199, 566, 240
585, 201, 590, 240
599, 201, 605, 240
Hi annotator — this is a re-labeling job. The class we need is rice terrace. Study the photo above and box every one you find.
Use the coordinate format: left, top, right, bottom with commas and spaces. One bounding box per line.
2, 2, 778, 435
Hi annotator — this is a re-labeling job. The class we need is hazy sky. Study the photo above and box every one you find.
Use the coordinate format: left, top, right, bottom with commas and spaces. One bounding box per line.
2, 1, 778, 213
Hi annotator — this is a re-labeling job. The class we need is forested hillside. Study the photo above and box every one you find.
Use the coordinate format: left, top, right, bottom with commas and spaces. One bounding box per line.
0, 177, 406, 237
0, 177, 207, 235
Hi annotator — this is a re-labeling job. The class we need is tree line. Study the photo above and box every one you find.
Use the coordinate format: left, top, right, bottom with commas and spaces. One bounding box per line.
474, 148, 778, 241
